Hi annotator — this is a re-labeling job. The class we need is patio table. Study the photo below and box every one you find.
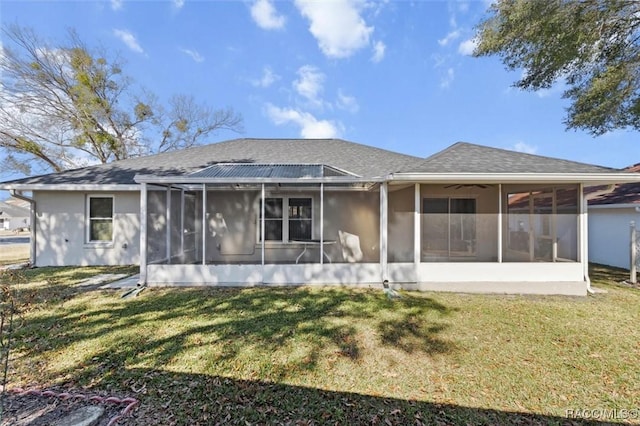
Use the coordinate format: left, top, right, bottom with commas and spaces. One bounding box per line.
291, 239, 336, 264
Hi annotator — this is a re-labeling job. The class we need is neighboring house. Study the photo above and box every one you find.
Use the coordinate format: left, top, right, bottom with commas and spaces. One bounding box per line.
1, 138, 639, 295
587, 163, 640, 269
0, 199, 30, 231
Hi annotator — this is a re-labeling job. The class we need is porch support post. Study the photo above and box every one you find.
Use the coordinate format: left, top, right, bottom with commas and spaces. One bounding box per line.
552, 188, 558, 262
166, 186, 171, 264
139, 183, 148, 285
261, 184, 265, 268
180, 189, 185, 259
320, 183, 324, 265
202, 184, 207, 265
579, 183, 589, 282
497, 184, 503, 263
414, 183, 420, 269
631, 221, 637, 284
380, 182, 388, 282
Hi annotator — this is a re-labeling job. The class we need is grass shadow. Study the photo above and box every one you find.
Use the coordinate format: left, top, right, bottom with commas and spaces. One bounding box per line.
120, 368, 623, 425
7, 283, 456, 388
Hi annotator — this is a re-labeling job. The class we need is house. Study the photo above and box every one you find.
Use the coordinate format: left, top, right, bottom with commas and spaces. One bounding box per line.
0, 199, 30, 231
587, 164, 640, 269
1, 138, 639, 295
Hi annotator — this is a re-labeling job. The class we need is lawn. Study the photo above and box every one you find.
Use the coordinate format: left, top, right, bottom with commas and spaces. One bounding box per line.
0, 244, 29, 266
1, 264, 639, 425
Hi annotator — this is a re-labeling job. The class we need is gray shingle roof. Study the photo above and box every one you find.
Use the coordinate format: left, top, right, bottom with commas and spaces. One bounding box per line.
401, 142, 620, 174
0, 139, 627, 189
0, 138, 423, 186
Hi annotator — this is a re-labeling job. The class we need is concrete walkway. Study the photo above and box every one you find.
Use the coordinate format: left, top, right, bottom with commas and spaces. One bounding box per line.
100, 274, 140, 289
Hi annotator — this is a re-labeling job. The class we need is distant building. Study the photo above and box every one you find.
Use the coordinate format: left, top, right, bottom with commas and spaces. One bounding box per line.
587, 164, 640, 269
0, 198, 30, 231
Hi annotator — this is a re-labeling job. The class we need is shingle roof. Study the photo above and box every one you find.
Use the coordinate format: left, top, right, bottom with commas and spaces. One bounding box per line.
588, 163, 640, 206
0, 139, 630, 189
401, 142, 619, 174
0, 138, 423, 186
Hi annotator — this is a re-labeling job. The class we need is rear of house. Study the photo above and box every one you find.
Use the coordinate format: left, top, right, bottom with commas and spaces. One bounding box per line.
2, 138, 640, 295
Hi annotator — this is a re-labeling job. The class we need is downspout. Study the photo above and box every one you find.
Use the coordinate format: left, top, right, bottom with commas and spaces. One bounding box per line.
9, 190, 36, 267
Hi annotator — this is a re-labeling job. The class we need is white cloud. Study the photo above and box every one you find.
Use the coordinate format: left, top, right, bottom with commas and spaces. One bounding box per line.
458, 38, 478, 56
512, 141, 538, 154
252, 66, 279, 88
371, 40, 386, 63
293, 65, 325, 105
110, 0, 123, 11
336, 90, 359, 113
180, 48, 204, 63
440, 68, 454, 88
113, 29, 144, 54
251, 0, 286, 30
294, 0, 373, 59
173, 0, 185, 8
266, 104, 341, 138
438, 30, 461, 46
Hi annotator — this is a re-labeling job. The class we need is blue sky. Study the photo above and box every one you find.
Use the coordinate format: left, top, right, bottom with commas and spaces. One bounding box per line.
1, 0, 638, 187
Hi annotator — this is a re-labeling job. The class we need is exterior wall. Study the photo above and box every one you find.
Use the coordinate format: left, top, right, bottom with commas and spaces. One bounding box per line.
34, 191, 140, 266
588, 207, 639, 269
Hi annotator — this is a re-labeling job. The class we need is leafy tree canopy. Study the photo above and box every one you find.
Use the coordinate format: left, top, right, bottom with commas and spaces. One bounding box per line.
0, 25, 243, 175
475, 0, 640, 136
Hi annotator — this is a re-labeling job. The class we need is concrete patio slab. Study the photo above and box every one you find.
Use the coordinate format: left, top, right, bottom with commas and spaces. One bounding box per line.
74, 273, 128, 287
100, 274, 140, 289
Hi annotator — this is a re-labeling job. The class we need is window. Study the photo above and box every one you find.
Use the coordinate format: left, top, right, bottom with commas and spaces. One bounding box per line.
288, 198, 312, 240
259, 197, 312, 242
87, 196, 113, 242
423, 197, 476, 258
263, 198, 283, 241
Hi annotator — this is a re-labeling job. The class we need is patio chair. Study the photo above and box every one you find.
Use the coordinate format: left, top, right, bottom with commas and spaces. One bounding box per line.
338, 230, 363, 263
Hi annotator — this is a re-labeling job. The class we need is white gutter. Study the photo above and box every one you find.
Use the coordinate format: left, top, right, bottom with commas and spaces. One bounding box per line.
9, 190, 36, 267
386, 172, 640, 185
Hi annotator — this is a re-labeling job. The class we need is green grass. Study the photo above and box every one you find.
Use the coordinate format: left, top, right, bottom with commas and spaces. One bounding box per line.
0, 244, 29, 266
2, 264, 639, 425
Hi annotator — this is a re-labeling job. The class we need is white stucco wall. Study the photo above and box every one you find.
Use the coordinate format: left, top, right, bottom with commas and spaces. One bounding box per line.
588, 207, 639, 269
34, 191, 140, 266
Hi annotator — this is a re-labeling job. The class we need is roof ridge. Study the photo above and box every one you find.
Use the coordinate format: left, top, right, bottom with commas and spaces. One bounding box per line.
423, 141, 619, 171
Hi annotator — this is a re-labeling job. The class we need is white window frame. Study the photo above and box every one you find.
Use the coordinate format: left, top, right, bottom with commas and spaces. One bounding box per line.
257, 195, 314, 243
86, 194, 114, 244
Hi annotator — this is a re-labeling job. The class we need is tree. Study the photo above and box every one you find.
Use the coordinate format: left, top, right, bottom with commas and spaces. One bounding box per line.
474, 0, 640, 136
0, 25, 243, 175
